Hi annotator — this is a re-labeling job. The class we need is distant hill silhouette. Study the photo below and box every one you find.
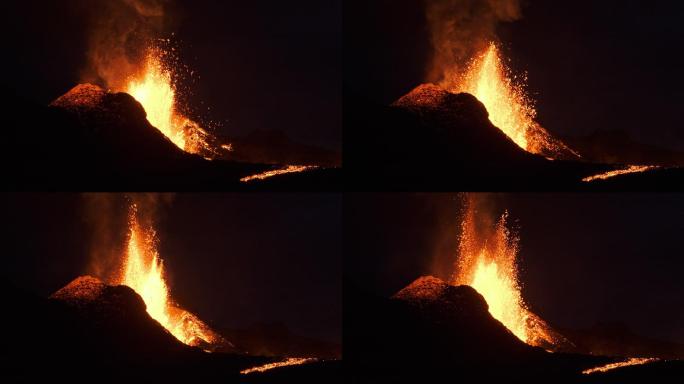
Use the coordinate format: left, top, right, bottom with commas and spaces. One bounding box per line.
561, 322, 684, 360
562, 129, 684, 167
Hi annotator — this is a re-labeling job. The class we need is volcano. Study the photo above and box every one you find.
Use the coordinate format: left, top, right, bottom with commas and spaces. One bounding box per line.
2, 83, 339, 190
345, 276, 684, 383
345, 83, 684, 190
1, 276, 340, 382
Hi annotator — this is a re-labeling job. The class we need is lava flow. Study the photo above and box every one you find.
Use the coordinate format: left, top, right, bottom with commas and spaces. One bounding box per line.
453, 199, 566, 349
118, 203, 222, 349
240, 165, 318, 183
124, 47, 219, 158
240, 358, 318, 375
582, 165, 659, 182
582, 357, 659, 375
445, 43, 577, 159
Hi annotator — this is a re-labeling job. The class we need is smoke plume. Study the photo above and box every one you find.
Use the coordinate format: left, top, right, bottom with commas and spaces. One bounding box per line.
80, 0, 173, 89
426, 0, 522, 84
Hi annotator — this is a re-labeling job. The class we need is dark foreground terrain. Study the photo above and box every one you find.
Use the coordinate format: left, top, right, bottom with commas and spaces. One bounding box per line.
1, 276, 340, 383
345, 276, 684, 383
1, 85, 340, 190
345, 84, 684, 190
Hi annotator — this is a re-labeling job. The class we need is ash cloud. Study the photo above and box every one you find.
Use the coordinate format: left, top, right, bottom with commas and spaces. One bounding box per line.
79, 0, 174, 89
426, 0, 522, 84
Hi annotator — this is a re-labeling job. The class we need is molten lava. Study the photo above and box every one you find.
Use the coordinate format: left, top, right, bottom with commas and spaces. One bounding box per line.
446, 43, 577, 159
453, 199, 566, 349
124, 48, 219, 157
582, 165, 659, 182
240, 165, 318, 183
454, 43, 532, 150
582, 357, 659, 375
454, 209, 530, 342
118, 204, 221, 348
240, 358, 318, 375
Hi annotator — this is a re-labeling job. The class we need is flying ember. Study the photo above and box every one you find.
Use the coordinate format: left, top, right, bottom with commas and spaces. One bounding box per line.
118, 203, 220, 348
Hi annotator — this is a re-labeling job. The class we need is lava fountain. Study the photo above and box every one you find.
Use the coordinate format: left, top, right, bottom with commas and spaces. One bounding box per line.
445, 43, 577, 159
453, 198, 566, 349
118, 203, 222, 349
454, 43, 533, 151
124, 47, 218, 157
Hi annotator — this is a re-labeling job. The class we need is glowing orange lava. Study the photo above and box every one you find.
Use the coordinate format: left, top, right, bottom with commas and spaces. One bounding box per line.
240, 358, 318, 375
447, 43, 577, 159
454, 43, 533, 150
582, 357, 659, 375
582, 165, 659, 182
125, 48, 217, 157
118, 204, 220, 348
453, 198, 564, 348
240, 165, 318, 183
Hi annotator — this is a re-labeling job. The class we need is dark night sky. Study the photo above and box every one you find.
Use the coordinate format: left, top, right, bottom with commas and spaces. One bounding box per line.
0, 0, 341, 150
345, 193, 684, 344
344, 0, 684, 151
1, 193, 341, 344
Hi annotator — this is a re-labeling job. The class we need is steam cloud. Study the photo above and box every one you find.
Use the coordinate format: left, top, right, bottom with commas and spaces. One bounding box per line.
81, 0, 173, 89
426, 0, 522, 84
83, 193, 175, 283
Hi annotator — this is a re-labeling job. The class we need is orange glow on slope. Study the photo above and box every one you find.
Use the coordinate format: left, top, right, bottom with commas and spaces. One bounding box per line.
453, 199, 564, 348
582, 358, 659, 375
582, 165, 659, 182
118, 204, 219, 348
446, 43, 576, 159
125, 48, 218, 157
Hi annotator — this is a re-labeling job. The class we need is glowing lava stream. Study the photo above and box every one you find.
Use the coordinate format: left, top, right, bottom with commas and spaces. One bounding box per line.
118, 204, 219, 348
240, 165, 318, 183
582, 165, 659, 182
582, 358, 659, 375
240, 358, 318, 375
